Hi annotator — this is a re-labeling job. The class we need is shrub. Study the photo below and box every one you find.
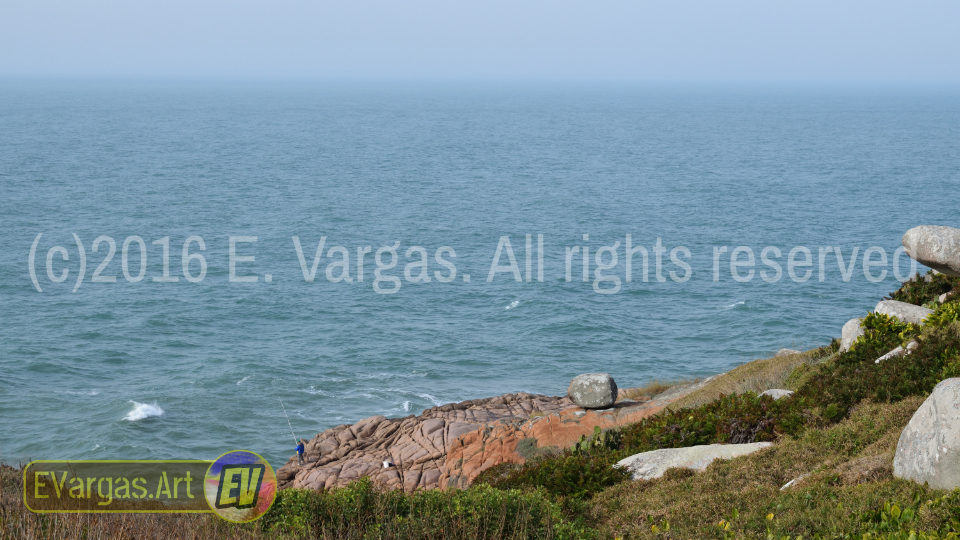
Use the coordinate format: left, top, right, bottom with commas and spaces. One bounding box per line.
475, 451, 630, 502
927, 302, 960, 327
886, 272, 958, 306
260, 478, 584, 540
853, 312, 917, 351
619, 392, 786, 453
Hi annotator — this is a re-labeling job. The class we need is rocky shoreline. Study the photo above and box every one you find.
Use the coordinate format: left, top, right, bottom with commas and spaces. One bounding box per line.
277, 379, 715, 491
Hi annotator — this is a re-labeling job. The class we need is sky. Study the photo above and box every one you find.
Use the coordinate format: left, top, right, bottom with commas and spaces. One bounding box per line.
1, 0, 959, 83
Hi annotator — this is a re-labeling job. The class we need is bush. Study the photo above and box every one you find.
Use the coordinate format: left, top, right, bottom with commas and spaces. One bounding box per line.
886, 272, 958, 306
927, 302, 960, 327
260, 478, 589, 540
619, 393, 786, 453
853, 311, 917, 351
475, 451, 629, 502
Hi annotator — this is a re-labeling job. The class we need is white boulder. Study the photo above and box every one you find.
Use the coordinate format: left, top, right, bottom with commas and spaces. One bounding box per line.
760, 389, 794, 400
875, 300, 933, 326
894, 378, 960, 489
841, 318, 864, 352
616, 442, 773, 481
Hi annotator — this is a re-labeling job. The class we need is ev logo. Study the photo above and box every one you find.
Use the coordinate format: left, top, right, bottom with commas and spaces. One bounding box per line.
215, 464, 265, 510
204, 450, 276, 522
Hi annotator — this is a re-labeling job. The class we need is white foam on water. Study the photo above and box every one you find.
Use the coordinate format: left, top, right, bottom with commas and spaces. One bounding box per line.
505, 300, 520, 310
124, 401, 164, 421
304, 386, 330, 396
722, 301, 746, 309
418, 393, 444, 406
237, 376, 252, 385
402, 401, 411, 411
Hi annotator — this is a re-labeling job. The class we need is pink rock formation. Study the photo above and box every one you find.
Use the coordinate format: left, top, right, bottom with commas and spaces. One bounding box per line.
277, 385, 702, 492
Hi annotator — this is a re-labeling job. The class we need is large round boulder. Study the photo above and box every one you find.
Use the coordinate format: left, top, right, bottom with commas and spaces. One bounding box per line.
894, 378, 960, 489
902, 226, 960, 278
567, 373, 618, 409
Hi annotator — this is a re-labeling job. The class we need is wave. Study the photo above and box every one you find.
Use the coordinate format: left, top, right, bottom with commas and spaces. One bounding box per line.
418, 393, 444, 406
236, 376, 252, 386
505, 300, 520, 310
124, 401, 164, 421
722, 301, 745, 310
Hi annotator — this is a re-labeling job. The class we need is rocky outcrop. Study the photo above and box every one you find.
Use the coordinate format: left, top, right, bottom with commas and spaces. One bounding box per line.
841, 318, 864, 352
894, 378, 960, 490
277, 393, 576, 491
902, 226, 960, 278
616, 442, 774, 481
567, 373, 618, 409
875, 300, 934, 326
277, 381, 708, 492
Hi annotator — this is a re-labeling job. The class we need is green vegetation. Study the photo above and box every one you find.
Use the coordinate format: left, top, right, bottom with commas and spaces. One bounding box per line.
260, 479, 590, 539
886, 270, 957, 306
3, 272, 960, 539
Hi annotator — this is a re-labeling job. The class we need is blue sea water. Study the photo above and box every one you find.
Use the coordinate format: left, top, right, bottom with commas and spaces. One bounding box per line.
0, 81, 958, 469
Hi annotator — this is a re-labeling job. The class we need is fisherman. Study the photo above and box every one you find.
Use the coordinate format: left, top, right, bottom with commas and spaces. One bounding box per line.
296, 438, 305, 466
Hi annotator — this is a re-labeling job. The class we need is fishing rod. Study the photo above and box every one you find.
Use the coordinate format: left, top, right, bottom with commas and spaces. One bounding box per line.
279, 398, 298, 444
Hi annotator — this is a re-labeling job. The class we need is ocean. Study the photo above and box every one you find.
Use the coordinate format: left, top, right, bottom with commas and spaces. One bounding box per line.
1, 81, 958, 469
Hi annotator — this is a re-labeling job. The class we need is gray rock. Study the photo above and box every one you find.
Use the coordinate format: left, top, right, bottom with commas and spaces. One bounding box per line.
894, 378, 960, 489
567, 373, 618, 409
616, 442, 773, 481
775, 348, 802, 357
902, 226, 960, 278
760, 389, 794, 400
841, 318, 864, 352
875, 300, 934, 325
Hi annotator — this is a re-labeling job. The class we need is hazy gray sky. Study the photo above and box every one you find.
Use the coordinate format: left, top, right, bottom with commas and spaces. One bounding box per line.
2, 0, 958, 83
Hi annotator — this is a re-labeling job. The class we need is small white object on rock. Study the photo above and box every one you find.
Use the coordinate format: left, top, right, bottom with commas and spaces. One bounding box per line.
840, 318, 864, 352
875, 300, 934, 326
894, 378, 960, 489
902, 226, 960, 278
616, 442, 773, 481
760, 389, 794, 400
875, 341, 918, 364
568, 373, 618, 409
382, 460, 395, 469
775, 349, 802, 357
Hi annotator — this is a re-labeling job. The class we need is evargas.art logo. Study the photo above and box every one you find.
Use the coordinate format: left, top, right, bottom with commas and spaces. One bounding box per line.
204, 450, 276, 523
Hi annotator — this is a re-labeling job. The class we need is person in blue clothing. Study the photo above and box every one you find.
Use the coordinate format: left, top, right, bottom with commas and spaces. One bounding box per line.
296, 438, 305, 466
